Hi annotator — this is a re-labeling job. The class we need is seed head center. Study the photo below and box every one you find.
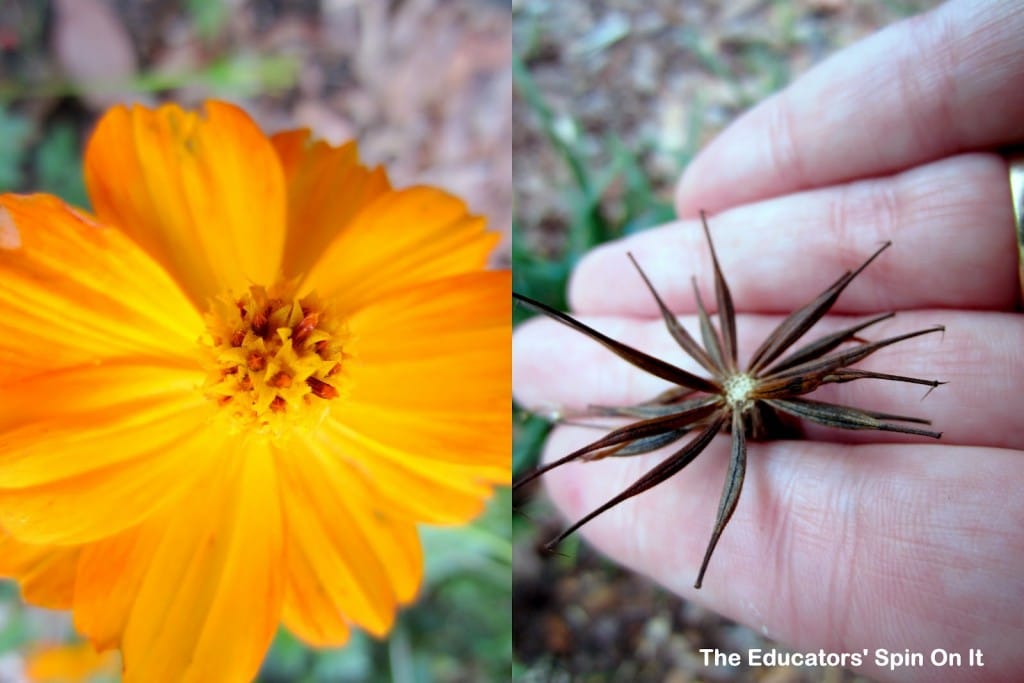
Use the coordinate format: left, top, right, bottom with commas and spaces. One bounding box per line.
723, 372, 756, 409
201, 285, 348, 436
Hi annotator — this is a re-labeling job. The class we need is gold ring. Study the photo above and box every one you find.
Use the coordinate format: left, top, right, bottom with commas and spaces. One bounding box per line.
1008, 151, 1024, 300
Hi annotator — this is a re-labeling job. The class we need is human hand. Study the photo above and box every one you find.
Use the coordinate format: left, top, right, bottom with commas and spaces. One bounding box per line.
513, 1, 1024, 681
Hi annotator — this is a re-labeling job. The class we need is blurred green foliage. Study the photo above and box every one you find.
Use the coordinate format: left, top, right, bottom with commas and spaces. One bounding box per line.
0, 105, 90, 207
0, 52, 300, 102
510, 57, 679, 320
34, 120, 89, 208
0, 107, 32, 190
0, 582, 25, 652
125, 54, 300, 100
0, 0, 299, 201
510, 52, 681, 478
186, 0, 232, 43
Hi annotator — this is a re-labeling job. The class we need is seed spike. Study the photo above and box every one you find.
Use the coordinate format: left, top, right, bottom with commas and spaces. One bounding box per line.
919, 382, 947, 401
769, 312, 895, 373
627, 252, 717, 373
691, 276, 724, 369
549, 417, 618, 431
749, 241, 892, 373
695, 410, 746, 589
857, 408, 933, 425
821, 368, 946, 390
763, 325, 945, 390
513, 451, 582, 491
765, 397, 942, 439
513, 292, 720, 393
589, 396, 715, 419
640, 386, 701, 406
700, 211, 738, 370
582, 430, 691, 461
512, 397, 721, 491
541, 546, 572, 560
543, 415, 727, 550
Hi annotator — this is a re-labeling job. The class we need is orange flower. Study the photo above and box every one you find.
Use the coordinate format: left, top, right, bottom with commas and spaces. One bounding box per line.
0, 101, 510, 682
25, 641, 120, 683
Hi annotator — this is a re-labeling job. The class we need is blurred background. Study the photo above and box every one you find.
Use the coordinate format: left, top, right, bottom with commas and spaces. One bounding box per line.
512, 1, 942, 682
0, 1, 510, 682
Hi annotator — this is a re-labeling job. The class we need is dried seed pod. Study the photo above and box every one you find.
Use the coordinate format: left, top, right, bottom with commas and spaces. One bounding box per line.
514, 214, 945, 589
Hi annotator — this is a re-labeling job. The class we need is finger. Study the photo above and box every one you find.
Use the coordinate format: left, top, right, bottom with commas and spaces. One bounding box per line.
675, 0, 1024, 214
539, 426, 1024, 683
571, 154, 1017, 317
512, 309, 1023, 450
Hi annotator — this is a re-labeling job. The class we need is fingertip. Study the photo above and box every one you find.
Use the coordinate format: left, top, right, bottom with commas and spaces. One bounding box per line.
567, 221, 701, 317
674, 152, 720, 219
540, 454, 582, 522
567, 239, 652, 315
565, 241, 612, 313
511, 314, 559, 407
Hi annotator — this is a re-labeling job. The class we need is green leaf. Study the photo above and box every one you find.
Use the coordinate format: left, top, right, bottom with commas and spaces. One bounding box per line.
311, 633, 374, 683
0, 107, 32, 191
35, 122, 89, 207
513, 412, 552, 478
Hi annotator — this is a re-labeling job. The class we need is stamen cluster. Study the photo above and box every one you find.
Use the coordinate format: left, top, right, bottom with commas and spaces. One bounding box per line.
203, 285, 348, 435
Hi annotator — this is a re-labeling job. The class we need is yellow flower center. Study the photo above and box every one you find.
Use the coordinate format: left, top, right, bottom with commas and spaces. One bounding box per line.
201, 284, 348, 437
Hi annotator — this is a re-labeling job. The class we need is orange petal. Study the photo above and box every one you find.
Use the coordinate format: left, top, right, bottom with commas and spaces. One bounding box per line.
84, 101, 287, 307
0, 357, 204, 433
321, 418, 504, 525
299, 187, 499, 314
278, 439, 423, 645
271, 130, 391, 278
281, 570, 351, 648
25, 641, 120, 683
0, 194, 203, 381
342, 270, 510, 469
73, 526, 160, 651
0, 383, 216, 544
113, 439, 284, 682
0, 531, 79, 610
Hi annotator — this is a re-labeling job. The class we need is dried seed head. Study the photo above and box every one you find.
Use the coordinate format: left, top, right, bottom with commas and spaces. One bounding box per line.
514, 216, 945, 589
